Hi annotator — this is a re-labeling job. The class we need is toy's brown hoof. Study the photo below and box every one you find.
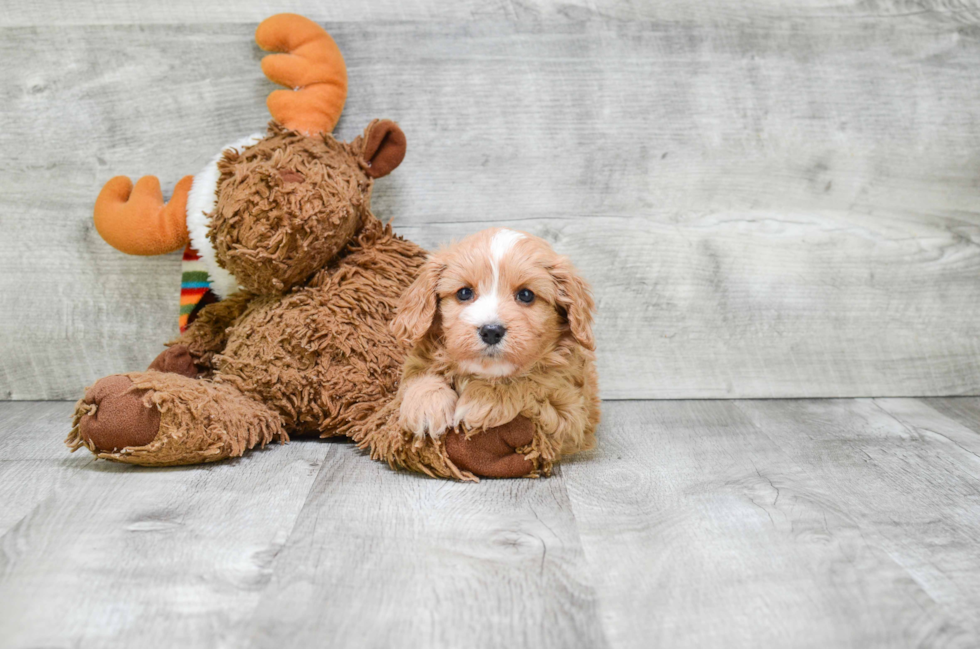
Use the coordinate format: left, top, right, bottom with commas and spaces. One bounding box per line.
147, 344, 199, 378
78, 375, 160, 452
445, 415, 535, 478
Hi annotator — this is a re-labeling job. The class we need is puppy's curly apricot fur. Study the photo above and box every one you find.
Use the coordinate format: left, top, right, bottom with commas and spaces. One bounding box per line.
357, 229, 600, 479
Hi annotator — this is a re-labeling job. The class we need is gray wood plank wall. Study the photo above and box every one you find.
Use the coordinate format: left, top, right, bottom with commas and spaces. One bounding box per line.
3, 2, 980, 400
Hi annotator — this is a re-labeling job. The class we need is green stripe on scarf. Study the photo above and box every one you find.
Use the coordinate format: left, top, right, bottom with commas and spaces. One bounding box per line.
181, 270, 210, 283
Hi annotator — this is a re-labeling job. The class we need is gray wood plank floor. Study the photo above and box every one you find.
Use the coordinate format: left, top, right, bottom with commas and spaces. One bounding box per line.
2, 398, 980, 648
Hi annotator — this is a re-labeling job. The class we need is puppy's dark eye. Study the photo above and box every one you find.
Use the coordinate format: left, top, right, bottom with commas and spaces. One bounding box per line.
516, 288, 535, 304
456, 287, 474, 302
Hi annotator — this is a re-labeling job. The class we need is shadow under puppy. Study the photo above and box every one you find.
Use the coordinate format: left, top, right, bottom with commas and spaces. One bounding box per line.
358, 228, 600, 480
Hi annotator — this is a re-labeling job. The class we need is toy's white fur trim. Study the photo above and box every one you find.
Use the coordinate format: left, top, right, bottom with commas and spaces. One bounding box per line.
461, 229, 525, 327
186, 133, 263, 299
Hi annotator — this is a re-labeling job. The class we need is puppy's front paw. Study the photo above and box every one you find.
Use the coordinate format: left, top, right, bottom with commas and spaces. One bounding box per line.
454, 391, 505, 432
399, 376, 458, 439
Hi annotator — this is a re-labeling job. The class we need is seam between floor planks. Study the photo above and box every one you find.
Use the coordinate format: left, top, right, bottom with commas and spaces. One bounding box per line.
0, 401, 337, 647
232, 442, 611, 649
3, 399, 980, 647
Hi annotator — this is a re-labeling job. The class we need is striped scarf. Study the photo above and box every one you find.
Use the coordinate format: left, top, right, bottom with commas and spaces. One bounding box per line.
179, 245, 219, 332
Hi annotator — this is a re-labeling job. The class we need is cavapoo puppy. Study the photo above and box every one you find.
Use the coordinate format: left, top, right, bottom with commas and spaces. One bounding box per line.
390, 228, 600, 475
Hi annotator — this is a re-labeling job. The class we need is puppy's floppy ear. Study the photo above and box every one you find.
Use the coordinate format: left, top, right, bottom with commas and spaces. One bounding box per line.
359, 119, 407, 179
392, 256, 443, 344
550, 255, 596, 351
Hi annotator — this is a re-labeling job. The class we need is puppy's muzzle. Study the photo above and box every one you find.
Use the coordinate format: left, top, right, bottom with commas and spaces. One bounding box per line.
479, 323, 506, 346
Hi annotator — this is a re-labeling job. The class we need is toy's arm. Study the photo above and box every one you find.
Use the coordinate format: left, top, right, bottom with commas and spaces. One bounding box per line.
148, 291, 254, 377
174, 291, 255, 369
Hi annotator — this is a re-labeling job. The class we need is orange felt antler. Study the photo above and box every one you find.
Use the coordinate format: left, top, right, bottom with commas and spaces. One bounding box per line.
255, 14, 348, 136
93, 175, 192, 256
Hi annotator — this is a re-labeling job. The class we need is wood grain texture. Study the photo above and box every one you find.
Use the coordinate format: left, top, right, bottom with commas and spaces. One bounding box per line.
922, 396, 980, 433
238, 444, 607, 649
561, 399, 980, 648
4, 399, 980, 647
736, 398, 980, 642
4, 10, 980, 399
4, 0, 980, 26
0, 402, 333, 648
0, 402, 82, 538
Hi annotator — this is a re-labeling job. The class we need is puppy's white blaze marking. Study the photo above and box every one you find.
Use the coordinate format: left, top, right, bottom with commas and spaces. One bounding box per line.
490, 228, 525, 263
461, 292, 499, 326
461, 229, 525, 327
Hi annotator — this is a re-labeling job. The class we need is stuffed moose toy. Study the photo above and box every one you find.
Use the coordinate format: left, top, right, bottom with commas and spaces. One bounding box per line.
67, 14, 551, 480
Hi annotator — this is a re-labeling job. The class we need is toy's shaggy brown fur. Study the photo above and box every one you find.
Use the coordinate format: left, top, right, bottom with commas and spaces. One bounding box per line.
210, 123, 371, 295
68, 121, 545, 478
69, 14, 555, 478
68, 122, 423, 463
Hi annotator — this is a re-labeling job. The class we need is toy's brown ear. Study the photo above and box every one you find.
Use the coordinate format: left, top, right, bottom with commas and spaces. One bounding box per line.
360, 119, 407, 178
392, 256, 443, 344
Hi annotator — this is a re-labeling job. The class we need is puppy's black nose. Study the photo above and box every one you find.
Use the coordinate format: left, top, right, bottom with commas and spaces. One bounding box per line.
479, 324, 506, 346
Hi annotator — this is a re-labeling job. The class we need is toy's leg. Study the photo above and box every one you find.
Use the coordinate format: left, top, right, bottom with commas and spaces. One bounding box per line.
147, 344, 200, 378
353, 400, 467, 479
444, 417, 537, 478
67, 371, 285, 466
354, 400, 540, 481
